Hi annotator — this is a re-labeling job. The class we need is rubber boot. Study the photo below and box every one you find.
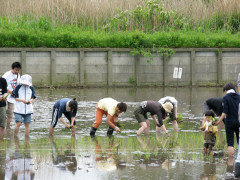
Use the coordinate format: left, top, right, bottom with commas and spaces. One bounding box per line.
90, 127, 97, 137
107, 126, 114, 136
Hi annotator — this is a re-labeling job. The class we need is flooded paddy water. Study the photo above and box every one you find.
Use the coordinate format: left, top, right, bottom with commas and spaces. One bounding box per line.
0, 87, 238, 179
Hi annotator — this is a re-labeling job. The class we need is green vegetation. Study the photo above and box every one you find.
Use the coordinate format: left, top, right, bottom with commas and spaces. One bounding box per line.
166, 114, 183, 123
0, 0, 239, 48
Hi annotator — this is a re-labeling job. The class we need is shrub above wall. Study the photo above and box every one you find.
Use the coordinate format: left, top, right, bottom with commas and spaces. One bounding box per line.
0, 30, 240, 48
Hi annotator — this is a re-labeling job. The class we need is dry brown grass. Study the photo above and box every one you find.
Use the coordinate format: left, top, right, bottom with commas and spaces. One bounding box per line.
0, 0, 145, 24
0, 0, 239, 25
162, 0, 240, 22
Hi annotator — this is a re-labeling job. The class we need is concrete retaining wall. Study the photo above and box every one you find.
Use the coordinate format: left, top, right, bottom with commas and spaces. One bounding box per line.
0, 48, 240, 87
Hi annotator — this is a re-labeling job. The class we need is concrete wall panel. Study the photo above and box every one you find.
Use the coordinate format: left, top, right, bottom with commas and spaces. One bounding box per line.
0, 48, 239, 87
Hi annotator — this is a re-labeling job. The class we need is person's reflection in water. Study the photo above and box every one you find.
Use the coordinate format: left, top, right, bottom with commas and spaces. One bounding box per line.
49, 136, 77, 174
200, 158, 217, 180
226, 157, 234, 174
5, 136, 35, 180
159, 132, 180, 171
156, 132, 171, 149
137, 135, 150, 150
0, 140, 6, 179
92, 136, 122, 171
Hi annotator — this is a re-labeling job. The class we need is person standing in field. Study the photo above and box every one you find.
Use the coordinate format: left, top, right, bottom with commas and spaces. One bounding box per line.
235, 73, 240, 177
215, 83, 240, 157
49, 98, 78, 136
200, 110, 218, 155
158, 96, 179, 132
2, 62, 21, 128
89, 98, 127, 136
0, 76, 8, 140
13, 74, 36, 137
134, 101, 173, 136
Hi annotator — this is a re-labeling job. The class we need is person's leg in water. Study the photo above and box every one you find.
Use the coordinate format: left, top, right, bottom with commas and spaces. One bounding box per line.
14, 122, 21, 136
90, 108, 107, 136
64, 112, 76, 137
6, 102, 14, 129
172, 120, 178, 132
49, 107, 59, 136
107, 115, 115, 136
24, 114, 31, 137
134, 105, 149, 136
24, 123, 30, 136
208, 144, 214, 156
203, 143, 208, 155
169, 109, 178, 132
137, 121, 149, 136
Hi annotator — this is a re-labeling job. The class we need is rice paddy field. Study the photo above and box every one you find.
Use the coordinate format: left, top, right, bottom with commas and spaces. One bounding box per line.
0, 87, 238, 179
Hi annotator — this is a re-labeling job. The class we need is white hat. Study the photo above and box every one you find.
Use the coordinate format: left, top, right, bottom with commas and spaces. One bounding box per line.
20, 74, 32, 86
162, 102, 173, 113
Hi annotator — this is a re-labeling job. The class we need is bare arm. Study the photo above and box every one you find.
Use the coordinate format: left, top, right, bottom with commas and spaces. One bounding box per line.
174, 106, 177, 119
70, 117, 75, 127
0, 93, 7, 101
59, 117, 69, 128
160, 124, 170, 137
215, 113, 226, 125
15, 98, 28, 104
29, 98, 34, 104
106, 114, 120, 132
7, 89, 12, 95
152, 115, 160, 126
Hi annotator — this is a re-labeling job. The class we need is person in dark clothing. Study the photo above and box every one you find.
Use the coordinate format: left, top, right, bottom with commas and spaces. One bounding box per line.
235, 73, 240, 178
134, 101, 173, 136
203, 98, 224, 130
0, 77, 8, 140
49, 98, 78, 136
215, 83, 240, 157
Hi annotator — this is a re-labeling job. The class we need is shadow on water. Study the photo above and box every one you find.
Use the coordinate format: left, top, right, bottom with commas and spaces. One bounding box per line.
0, 87, 238, 179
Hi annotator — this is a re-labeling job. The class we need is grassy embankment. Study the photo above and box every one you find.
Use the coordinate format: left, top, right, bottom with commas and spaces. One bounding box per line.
0, 0, 239, 49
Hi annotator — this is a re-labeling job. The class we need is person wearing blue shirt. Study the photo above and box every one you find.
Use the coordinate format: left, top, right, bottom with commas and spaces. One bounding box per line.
216, 83, 240, 157
49, 98, 78, 136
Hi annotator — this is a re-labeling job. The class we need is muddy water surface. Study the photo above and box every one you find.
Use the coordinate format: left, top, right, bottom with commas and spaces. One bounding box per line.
0, 87, 237, 179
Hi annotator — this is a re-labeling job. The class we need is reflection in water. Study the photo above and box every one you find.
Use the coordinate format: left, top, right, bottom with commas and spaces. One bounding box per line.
200, 159, 216, 180
50, 136, 77, 174
92, 137, 117, 171
5, 136, 35, 180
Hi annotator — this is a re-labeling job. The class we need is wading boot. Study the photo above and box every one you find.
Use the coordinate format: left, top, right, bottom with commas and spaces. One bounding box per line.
107, 127, 114, 136
90, 127, 97, 137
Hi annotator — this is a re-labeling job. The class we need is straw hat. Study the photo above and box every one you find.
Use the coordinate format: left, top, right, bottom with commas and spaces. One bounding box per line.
162, 102, 173, 113
20, 74, 32, 86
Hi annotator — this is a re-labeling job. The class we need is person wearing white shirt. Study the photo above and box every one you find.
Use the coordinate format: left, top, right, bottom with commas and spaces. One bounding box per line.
158, 96, 179, 132
2, 62, 21, 128
12, 74, 36, 137
90, 98, 127, 136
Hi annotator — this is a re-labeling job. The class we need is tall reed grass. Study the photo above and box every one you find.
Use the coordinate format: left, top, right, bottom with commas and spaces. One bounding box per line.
0, 0, 239, 32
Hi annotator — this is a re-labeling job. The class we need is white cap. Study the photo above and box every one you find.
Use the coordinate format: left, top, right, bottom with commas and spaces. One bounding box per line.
20, 74, 32, 86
